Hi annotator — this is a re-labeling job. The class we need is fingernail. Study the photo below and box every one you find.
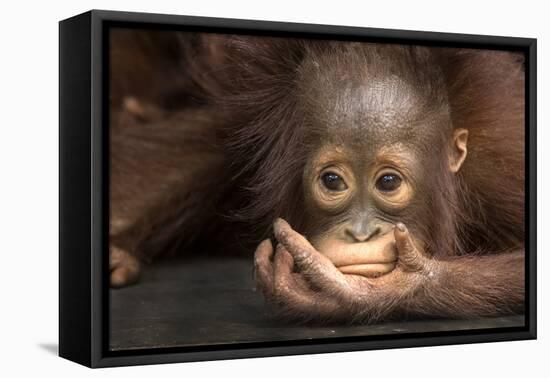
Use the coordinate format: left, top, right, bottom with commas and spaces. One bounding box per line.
273, 218, 287, 231
396, 222, 406, 232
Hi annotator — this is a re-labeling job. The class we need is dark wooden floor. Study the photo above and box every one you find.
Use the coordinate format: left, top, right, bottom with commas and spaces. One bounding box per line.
109, 257, 524, 351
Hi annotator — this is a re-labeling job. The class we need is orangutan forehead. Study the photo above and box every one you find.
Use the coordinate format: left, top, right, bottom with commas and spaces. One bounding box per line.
299, 74, 442, 147
322, 76, 423, 128
295, 45, 453, 150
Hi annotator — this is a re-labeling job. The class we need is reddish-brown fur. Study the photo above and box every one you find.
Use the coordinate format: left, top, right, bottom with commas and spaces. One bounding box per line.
109, 30, 525, 322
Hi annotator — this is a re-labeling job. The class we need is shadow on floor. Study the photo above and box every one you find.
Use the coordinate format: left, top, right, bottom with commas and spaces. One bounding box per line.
38, 343, 58, 356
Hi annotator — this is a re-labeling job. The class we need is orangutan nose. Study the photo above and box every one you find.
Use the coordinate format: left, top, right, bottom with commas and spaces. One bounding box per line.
345, 224, 381, 243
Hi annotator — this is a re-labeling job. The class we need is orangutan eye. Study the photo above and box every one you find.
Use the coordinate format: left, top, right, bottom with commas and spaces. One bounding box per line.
321, 172, 348, 192
376, 174, 402, 192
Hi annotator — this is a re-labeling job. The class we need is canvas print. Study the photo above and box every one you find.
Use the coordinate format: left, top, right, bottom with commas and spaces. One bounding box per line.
108, 28, 525, 351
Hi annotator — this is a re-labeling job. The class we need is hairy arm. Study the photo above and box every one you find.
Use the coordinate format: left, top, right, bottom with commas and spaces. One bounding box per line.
409, 251, 525, 318
254, 219, 525, 323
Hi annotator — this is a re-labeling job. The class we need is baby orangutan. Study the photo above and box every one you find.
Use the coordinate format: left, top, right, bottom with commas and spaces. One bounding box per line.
252, 44, 523, 323
110, 33, 525, 324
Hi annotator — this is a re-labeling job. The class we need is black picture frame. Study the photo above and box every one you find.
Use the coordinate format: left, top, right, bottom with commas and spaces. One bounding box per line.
59, 9, 537, 368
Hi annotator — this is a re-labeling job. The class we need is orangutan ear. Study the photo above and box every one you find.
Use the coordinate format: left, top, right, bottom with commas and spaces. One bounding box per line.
448, 128, 469, 173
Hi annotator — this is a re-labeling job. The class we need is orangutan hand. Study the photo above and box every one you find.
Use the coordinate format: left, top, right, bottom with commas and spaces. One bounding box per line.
254, 218, 436, 323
